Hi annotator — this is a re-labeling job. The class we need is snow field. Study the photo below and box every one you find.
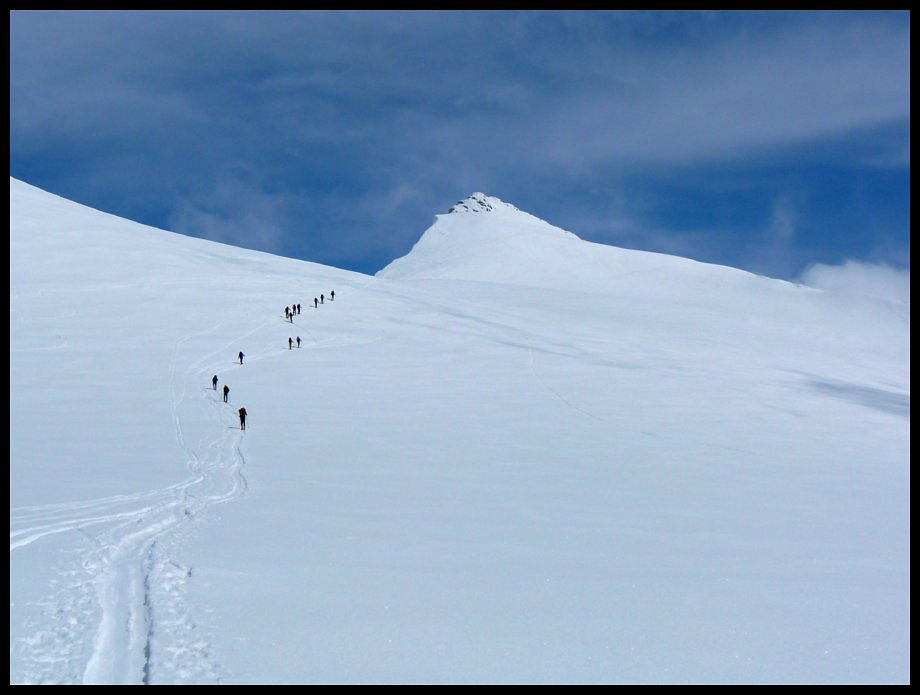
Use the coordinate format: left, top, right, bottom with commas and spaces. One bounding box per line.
10, 182, 909, 683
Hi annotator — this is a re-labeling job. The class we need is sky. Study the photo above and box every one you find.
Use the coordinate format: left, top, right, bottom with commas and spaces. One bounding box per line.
9, 10, 911, 291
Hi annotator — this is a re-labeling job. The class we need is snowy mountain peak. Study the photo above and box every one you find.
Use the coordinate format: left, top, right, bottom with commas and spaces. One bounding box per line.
378, 192, 587, 284
378, 191, 832, 297
447, 193, 519, 215
443, 192, 574, 236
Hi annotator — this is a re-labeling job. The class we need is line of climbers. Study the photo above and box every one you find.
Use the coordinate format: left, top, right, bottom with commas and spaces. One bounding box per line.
213, 290, 336, 430
284, 290, 334, 323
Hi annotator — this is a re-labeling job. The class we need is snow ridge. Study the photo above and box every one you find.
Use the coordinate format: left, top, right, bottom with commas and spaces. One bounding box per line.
378, 190, 794, 302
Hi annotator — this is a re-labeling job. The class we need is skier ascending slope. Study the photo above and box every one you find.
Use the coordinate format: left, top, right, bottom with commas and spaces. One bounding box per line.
212, 375, 218, 390
288, 337, 293, 350
296, 336, 301, 348
238, 407, 247, 431
314, 297, 318, 309
330, 290, 334, 301
238, 351, 244, 365
320, 294, 324, 304
223, 384, 230, 403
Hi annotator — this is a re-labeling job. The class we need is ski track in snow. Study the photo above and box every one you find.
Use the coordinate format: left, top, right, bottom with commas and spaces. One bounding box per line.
10, 295, 373, 684
10, 319, 257, 685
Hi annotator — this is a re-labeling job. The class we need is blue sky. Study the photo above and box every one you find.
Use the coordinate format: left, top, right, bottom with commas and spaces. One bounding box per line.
10, 11, 910, 284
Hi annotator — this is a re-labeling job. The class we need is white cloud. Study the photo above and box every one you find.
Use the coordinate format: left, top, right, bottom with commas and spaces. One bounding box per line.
167, 178, 293, 255
799, 260, 909, 304
766, 195, 797, 243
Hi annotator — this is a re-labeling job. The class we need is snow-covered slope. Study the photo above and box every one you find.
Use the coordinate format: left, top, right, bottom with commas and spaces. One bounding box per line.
10, 180, 910, 684
379, 193, 787, 301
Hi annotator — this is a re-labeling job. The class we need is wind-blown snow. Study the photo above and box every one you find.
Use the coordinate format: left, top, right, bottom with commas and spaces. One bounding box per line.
800, 260, 910, 305
10, 181, 910, 683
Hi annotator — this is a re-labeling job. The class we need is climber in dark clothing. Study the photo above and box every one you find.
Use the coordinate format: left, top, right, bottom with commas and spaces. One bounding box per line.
239, 407, 247, 430
289, 337, 293, 350
223, 384, 230, 403
285, 306, 290, 319
296, 336, 301, 348
238, 351, 244, 364
330, 290, 334, 301
212, 375, 218, 390
297, 303, 301, 314
320, 294, 324, 304
314, 297, 318, 309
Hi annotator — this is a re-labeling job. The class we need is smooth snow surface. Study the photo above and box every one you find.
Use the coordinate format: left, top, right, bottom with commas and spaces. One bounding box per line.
10, 181, 909, 683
